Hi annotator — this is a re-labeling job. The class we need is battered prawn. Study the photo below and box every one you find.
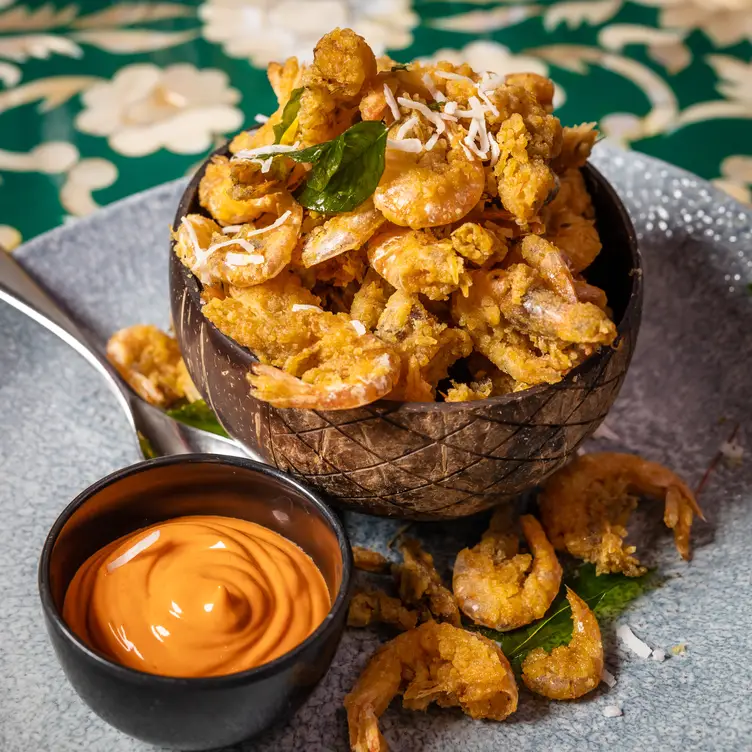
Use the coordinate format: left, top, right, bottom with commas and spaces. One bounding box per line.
521, 588, 603, 700
551, 123, 598, 173
348, 588, 418, 632
205, 192, 303, 288
539, 452, 705, 576
367, 227, 470, 301
453, 513, 562, 631
450, 222, 509, 267
350, 268, 394, 331
301, 199, 386, 267
374, 129, 485, 230
199, 156, 281, 226
519, 235, 577, 302
298, 28, 377, 146
106, 325, 199, 408
491, 264, 616, 345
375, 291, 472, 401
248, 326, 400, 410
344, 621, 518, 752
394, 538, 461, 626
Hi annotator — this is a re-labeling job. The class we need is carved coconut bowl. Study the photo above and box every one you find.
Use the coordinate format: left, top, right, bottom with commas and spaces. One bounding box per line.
170, 146, 642, 520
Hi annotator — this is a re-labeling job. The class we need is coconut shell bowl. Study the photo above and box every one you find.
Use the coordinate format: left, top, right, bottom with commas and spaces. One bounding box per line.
170, 148, 642, 520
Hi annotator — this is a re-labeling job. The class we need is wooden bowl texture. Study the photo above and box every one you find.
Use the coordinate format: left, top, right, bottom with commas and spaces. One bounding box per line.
170, 146, 642, 520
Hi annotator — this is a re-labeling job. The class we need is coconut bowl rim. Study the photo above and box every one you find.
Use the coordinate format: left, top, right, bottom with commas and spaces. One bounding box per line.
170, 142, 642, 414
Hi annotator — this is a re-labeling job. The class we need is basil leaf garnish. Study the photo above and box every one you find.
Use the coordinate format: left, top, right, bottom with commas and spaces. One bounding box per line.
272, 87, 303, 143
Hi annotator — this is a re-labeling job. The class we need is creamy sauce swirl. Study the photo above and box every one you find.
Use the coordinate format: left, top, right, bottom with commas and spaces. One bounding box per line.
63, 515, 330, 677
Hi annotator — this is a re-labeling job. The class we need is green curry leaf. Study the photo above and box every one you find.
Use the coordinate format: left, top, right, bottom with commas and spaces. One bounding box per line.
272, 86, 303, 143
473, 565, 657, 671
251, 121, 388, 213
295, 121, 388, 212
166, 400, 229, 438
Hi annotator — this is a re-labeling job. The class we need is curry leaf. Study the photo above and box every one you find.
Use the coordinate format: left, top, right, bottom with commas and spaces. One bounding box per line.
473, 565, 657, 671
391, 63, 409, 71
272, 86, 303, 143
295, 121, 388, 212
251, 121, 388, 213
166, 400, 229, 437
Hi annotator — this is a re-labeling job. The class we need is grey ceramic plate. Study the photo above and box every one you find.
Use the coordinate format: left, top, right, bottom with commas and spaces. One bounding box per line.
2, 145, 752, 752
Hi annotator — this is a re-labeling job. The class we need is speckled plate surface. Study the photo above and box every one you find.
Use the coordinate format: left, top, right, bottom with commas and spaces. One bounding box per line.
2, 146, 752, 752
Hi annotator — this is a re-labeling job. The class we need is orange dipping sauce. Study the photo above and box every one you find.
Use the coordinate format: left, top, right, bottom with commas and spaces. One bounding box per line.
62, 516, 331, 678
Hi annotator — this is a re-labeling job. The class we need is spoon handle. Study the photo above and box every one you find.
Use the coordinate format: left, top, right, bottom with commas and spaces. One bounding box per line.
0, 251, 133, 413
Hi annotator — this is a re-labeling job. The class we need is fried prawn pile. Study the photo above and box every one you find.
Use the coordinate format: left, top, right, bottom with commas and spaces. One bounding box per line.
175, 27, 616, 410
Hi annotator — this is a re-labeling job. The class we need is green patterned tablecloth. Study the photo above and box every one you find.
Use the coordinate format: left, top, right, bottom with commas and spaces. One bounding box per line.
1, 0, 750, 251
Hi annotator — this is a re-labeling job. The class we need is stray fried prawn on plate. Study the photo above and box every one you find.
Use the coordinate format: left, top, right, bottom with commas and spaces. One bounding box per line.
344, 621, 518, 752
393, 538, 461, 626
522, 588, 604, 700
453, 512, 562, 631
539, 452, 704, 576
348, 589, 418, 632
169, 26, 613, 410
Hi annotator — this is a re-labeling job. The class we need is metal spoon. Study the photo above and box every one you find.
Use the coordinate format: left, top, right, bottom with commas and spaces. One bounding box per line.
0, 251, 250, 459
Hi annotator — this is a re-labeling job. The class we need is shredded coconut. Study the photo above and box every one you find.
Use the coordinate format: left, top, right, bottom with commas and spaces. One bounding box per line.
387, 138, 423, 153
107, 530, 160, 573
421, 72, 446, 102
720, 439, 744, 464
602, 706, 623, 718
350, 319, 367, 336
617, 625, 653, 659
489, 134, 500, 167
434, 70, 476, 84
225, 252, 264, 266
232, 144, 300, 160
292, 304, 322, 313
395, 115, 419, 141
444, 101, 459, 116
259, 156, 274, 173
601, 668, 617, 688
424, 132, 440, 151
397, 96, 446, 135
383, 83, 401, 121
221, 224, 244, 234
254, 113, 269, 123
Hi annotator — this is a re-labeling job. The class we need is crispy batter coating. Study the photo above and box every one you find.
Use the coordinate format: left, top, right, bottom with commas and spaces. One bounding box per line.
376, 292, 473, 401
522, 588, 603, 700
394, 538, 461, 626
348, 588, 419, 631
453, 512, 562, 631
543, 168, 602, 272
519, 234, 578, 302
174, 29, 614, 410
451, 222, 508, 267
350, 268, 395, 331
374, 127, 485, 230
344, 621, 518, 752
489, 84, 562, 225
539, 452, 705, 576
106, 325, 199, 408
353, 546, 391, 573
451, 268, 612, 385
199, 156, 276, 226
367, 227, 470, 301
202, 273, 319, 366
301, 198, 386, 267
552, 123, 598, 173
298, 28, 377, 146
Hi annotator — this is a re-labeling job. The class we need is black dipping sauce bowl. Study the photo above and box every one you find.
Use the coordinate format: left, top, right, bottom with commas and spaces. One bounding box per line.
38, 455, 352, 751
